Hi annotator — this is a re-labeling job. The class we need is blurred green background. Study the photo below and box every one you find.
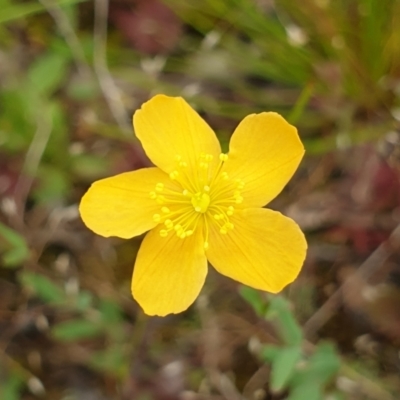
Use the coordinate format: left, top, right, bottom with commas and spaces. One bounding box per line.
1, 0, 400, 399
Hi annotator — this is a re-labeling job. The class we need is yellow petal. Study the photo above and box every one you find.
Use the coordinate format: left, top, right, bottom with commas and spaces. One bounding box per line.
223, 112, 304, 208
133, 95, 221, 177
206, 208, 307, 293
132, 227, 207, 316
80, 168, 171, 239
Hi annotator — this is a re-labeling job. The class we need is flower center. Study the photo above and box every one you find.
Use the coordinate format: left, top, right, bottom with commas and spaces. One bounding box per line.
149, 153, 244, 248
191, 192, 210, 213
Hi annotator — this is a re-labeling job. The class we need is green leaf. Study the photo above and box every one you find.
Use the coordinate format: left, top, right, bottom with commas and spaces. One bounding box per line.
239, 286, 266, 316
20, 272, 65, 304
99, 299, 123, 324
34, 166, 69, 204
270, 346, 302, 392
27, 53, 69, 96
299, 343, 340, 385
0, 0, 88, 24
0, 222, 30, 267
52, 319, 102, 341
266, 296, 303, 346
90, 346, 128, 378
74, 291, 93, 311
287, 381, 322, 400
0, 373, 25, 400
260, 345, 280, 363
70, 154, 110, 180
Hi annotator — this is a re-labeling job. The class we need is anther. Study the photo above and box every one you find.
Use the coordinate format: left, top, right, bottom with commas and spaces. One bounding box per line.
221, 172, 229, 180
161, 207, 170, 213
179, 161, 188, 168
205, 154, 213, 162
227, 206, 235, 216
183, 189, 189, 196
160, 230, 168, 237
165, 219, 173, 228
236, 179, 245, 189
204, 185, 210, 192
155, 183, 164, 192
153, 214, 161, 223
219, 153, 228, 162
174, 224, 182, 232
169, 171, 179, 180
235, 196, 243, 204
149, 191, 157, 199
175, 155, 182, 162
204, 241, 209, 250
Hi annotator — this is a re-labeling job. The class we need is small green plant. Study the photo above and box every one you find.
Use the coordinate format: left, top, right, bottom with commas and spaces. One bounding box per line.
241, 287, 342, 400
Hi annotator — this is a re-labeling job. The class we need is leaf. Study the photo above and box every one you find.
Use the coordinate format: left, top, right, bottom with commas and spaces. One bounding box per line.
287, 381, 322, 400
34, 166, 69, 204
0, 222, 30, 267
239, 286, 266, 316
90, 346, 128, 378
74, 291, 93, 311
27, 53, 69, 96
52, 319, 102, 341
70, 154, 110, 180
99, 299, 123, 324
270, 346, 302, 392
0, 0, 88, 24
266, 296, 303, 346
0, 373, 24, 400
20, 272, 65, 304
296, 342, 341, 386
260, 345, 280, 363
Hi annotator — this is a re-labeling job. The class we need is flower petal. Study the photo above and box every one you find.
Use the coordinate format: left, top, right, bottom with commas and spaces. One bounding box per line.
223, 112, 304, 207
80, 168, 172, 239
206, 208, 307, 293
133, 95, 221, 176
132, 227, 207, 316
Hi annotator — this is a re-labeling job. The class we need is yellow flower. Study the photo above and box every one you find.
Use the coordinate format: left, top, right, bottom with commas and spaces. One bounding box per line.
79, 95, 307, 316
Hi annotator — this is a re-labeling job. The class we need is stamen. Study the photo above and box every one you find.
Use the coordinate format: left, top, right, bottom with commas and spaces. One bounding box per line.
169, 171, 179, 180
160, 229, 168, 237
235, 195, 243, 204
152, 151, 241, 243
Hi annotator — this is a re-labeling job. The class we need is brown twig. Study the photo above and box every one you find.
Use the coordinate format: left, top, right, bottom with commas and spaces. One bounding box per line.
93, 0, 131, 134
